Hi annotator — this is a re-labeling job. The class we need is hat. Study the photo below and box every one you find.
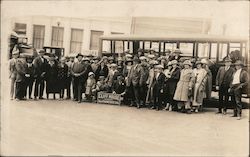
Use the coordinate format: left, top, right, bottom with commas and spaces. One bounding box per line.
108, 56, 114, 60
155, 64, 164, 69
125, 54, 133, 58
117, 65, 123, 69
83, 57, 90, 61
183, 60, 192, 66
102, 56, 108, 60
88, 72, 95, 77
49, 57, 56, 61
149, 60, 158, 65
133, 57, 140, 62
125, 59, 133, 64
201, 59, 208, 65
137, 48, 143, 52
76, 53, 83, 58
167, 61, 172, 66
173, 49, 182, 54
149, 48, 155, 52
60, 57, 66, 61
224, 58, 232, 62
139, 56, 147, 61
171, 60, 178, 65
110, 63, 117, 67
93, 56, 101, 60
195, 60, 202, 65
234, 60, 244, 66
99, 76, 105, 80
39, 49, 46, 54
117, 57, 123, 61
165, 49, 171, 54
148, 54, 155, 59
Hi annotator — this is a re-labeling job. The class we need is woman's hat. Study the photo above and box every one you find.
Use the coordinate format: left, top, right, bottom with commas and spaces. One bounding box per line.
171, 60, 178, 65
88, 72, 95, 77
201, 58, 208, 65
139, 56, 147, 61
224, 58, 232, 63
60, 57, 66, 61
195, 60, 202, 65
167, 61, 172, 66
155, 64, 164, 69
125, 59, 133, 64
173, 49, 182, 54
110, 63, 117, 67
183, 60, 192, 66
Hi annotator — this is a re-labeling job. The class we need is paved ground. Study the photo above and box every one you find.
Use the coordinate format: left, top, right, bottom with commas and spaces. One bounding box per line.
1, 98, 249, 156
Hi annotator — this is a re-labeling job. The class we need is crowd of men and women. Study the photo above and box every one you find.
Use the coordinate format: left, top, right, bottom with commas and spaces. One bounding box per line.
9, 48, 249, 120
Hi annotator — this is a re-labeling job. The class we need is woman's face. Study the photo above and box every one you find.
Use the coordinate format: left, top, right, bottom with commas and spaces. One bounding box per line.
184, 64, 190, 69
196, 64, 201, 69
90, 75, 94, 79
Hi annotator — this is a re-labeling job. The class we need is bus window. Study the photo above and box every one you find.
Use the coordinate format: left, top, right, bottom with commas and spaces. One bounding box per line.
144, 41, 151, 49
210, 43, 217, 61
151, 42, 159, 51
179, 43, 193, 57
219, 43, 228, 61
115, 41, 123, 53
103, 40, 111, 53
139, 41, 144, 49
229, 43, 241, 53
197, 43, 209, 58
165, 43, 177, 52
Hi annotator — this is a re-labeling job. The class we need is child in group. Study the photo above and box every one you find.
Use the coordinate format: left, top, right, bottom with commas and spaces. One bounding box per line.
85, 72, 96, 101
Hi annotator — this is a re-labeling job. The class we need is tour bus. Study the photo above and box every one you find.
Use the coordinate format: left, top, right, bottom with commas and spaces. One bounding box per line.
98, 34, 249, 108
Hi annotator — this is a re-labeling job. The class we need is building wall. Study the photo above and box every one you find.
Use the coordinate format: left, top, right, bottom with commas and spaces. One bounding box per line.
11, 16, 131, 56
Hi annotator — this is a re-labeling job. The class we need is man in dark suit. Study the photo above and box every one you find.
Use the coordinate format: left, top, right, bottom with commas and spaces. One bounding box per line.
33, 49, 48, 100
139, 56, 149, 107
229, 60, 249, 120
15, 54, 29, 100
25, 56, 35, 99
216, 58, 235, 114
152, 65, 166, 110
127, 57, 143, 108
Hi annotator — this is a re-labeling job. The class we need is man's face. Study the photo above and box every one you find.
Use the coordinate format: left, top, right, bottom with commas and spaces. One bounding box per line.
70, 58, 74, 62
13, 54, 19, 59
77, 56, 83, 62
235, 65, 241, 70
197, 64, 201, 69
225, 62, 231, 67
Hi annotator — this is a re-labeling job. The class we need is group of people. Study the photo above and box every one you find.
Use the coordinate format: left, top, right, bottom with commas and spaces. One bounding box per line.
9, 48, 248, 120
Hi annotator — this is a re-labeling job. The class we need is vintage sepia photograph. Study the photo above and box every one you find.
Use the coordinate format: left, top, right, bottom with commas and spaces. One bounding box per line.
0, 0, 249, 156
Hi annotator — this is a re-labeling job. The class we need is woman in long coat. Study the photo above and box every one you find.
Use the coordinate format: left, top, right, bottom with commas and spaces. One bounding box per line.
173, 60, 193, 113
46, 57, 59, 99
57, 57, 69, 100
166, 60, 180, 111
190, 61, 208, 112
201, 59, 212, 99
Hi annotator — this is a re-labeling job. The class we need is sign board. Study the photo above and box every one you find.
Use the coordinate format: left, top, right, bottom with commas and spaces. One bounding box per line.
97, 92, 123, 105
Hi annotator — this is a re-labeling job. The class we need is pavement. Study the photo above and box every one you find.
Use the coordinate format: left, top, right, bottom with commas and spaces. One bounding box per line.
1, 98, 249, 156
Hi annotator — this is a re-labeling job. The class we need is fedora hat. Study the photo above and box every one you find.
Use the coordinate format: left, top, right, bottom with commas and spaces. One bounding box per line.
139, 56, 147, 61
224, 58, 232, 62
234, 60, 244, 66
173, 49, 182, 54
76, 53, 83, 58
195, 60, 202, 65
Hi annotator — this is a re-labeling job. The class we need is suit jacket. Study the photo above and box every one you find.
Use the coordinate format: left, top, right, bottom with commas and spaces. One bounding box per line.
127, 64, 143, 86
15, 59, 28, 82
139, 64, 149, 86
33, 56, 48, 77
9, 58, 17, 79
216, 66, 235, 87
230, 69, 249, 93
95, 65, 109, 80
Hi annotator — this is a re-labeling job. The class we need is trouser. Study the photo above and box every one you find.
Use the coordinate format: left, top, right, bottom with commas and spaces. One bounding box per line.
66, 76, 72, 98
34, 77, 45, 98
73, 76, 84, 101
132, 84, 140, 105
25, 78, 34, 98
16, 81, 26, 99
218, 84, 230, 112
139, 84, 148, 105
59, 89, 65, 98
153, 91, 164, 109
10, 78, 16, 99
230, 84, 243, 117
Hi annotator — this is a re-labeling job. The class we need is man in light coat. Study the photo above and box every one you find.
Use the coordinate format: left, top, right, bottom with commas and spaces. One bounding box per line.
9, 50, 19, 100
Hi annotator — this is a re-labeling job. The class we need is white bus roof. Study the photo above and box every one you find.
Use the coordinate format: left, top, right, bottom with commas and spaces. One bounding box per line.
100, 34, 248, 43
